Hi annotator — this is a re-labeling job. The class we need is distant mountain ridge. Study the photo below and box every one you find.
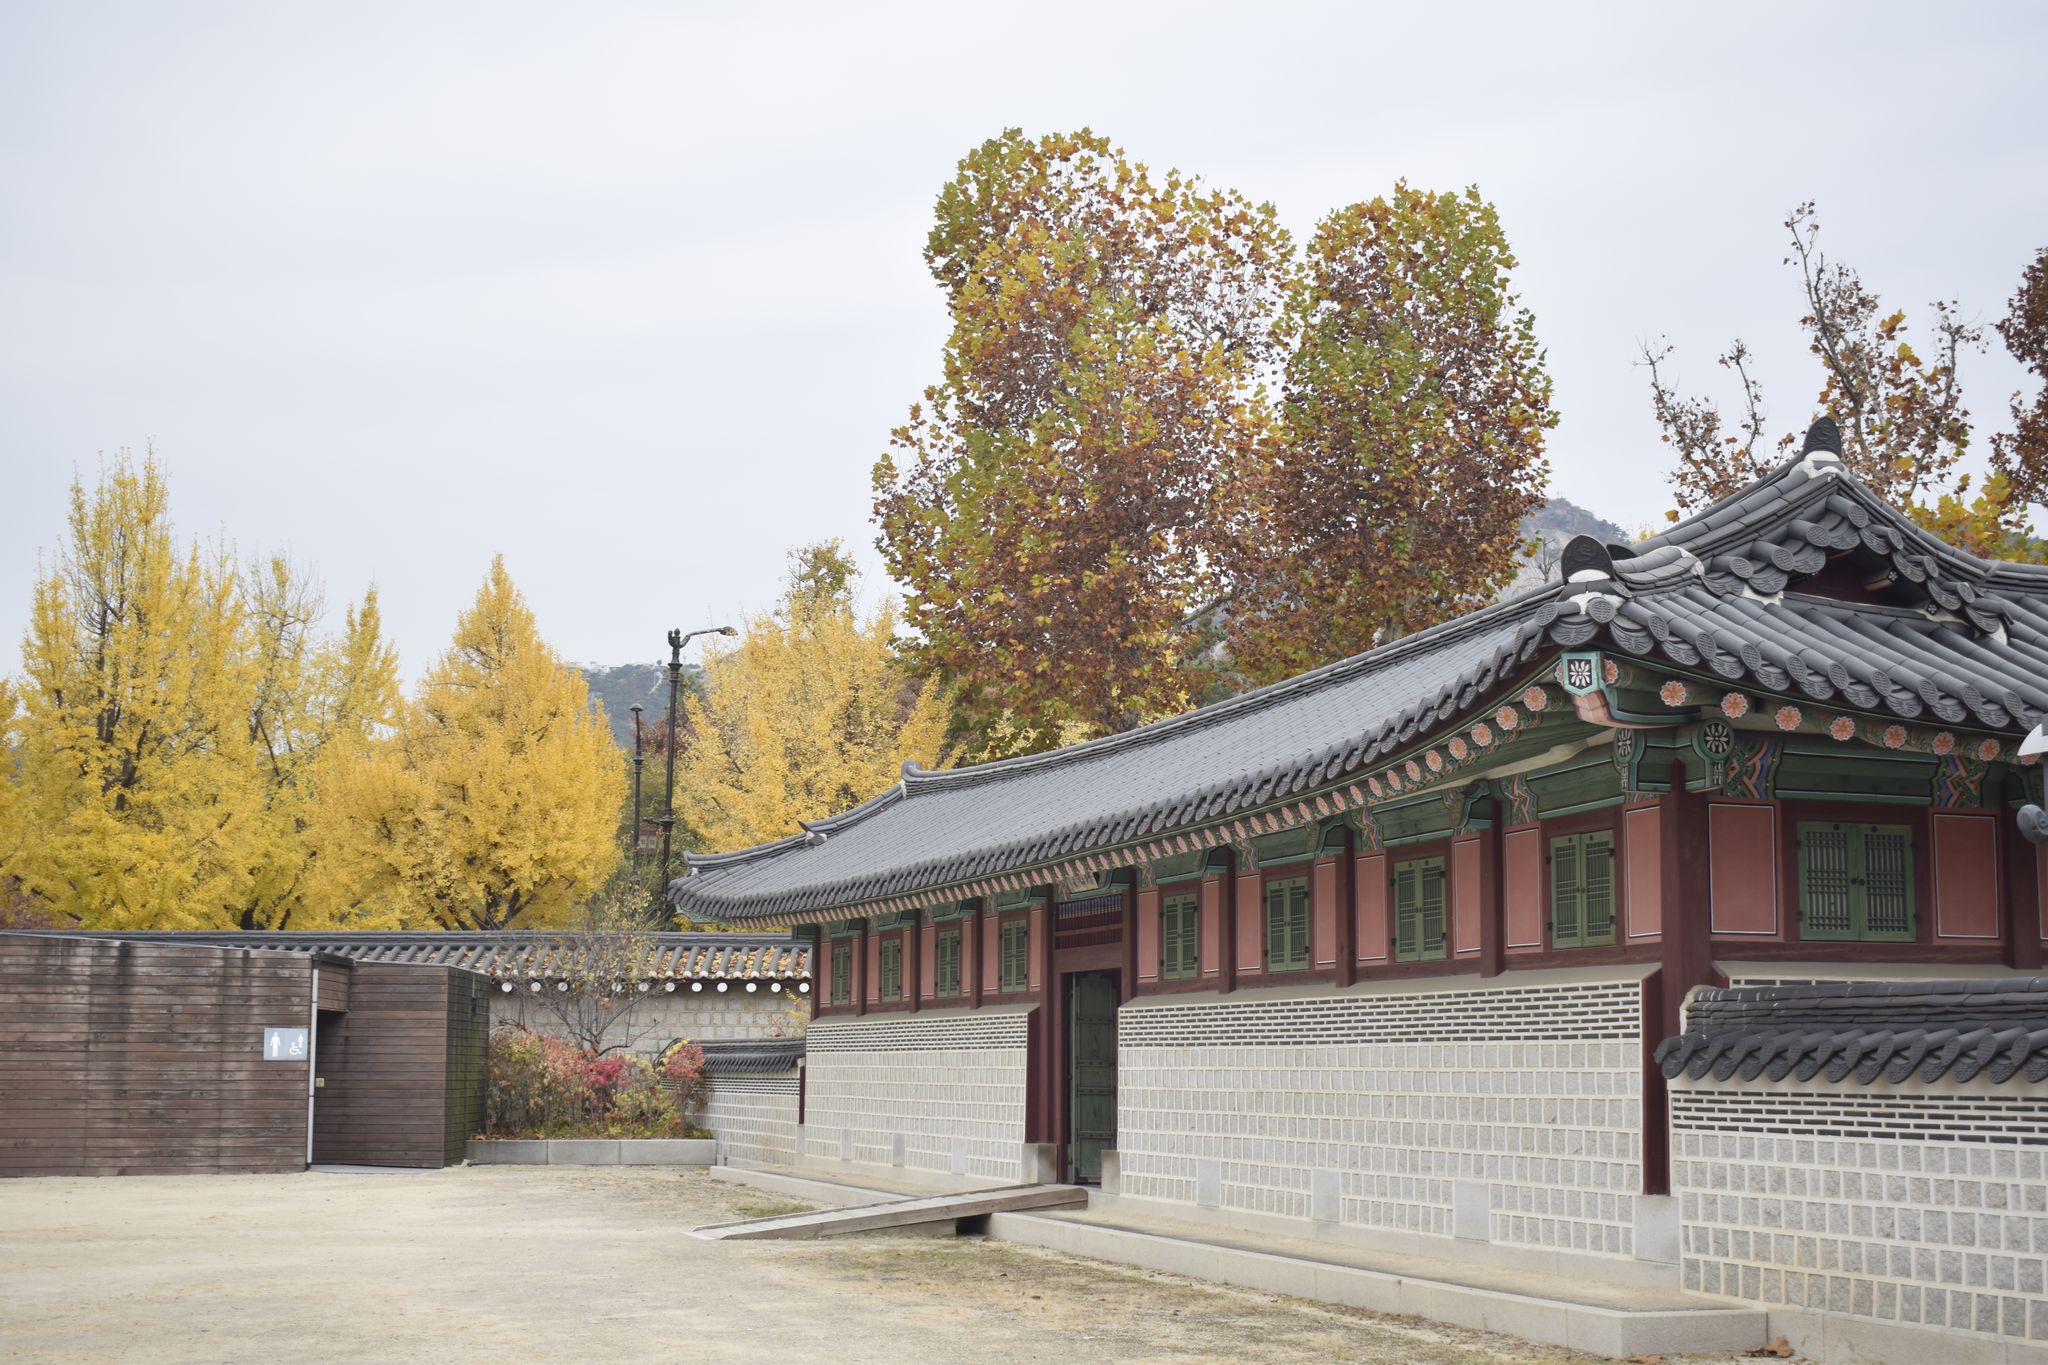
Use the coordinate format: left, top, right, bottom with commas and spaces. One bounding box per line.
577, 661, 702, 748
1509, 497, 1632, 593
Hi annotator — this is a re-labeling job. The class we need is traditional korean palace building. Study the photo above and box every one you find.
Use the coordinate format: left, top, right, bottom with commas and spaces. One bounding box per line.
674, 421, 2048, 1354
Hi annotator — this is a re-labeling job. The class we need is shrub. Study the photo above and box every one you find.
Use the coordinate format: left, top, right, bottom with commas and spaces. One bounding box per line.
482, 1028, 709, 1139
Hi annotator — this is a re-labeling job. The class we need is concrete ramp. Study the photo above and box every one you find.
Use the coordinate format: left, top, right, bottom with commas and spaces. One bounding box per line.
692, 1183, 1087, 1240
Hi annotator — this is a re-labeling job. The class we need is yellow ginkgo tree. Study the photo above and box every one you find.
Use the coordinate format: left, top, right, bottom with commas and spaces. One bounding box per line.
5, 455, 266, 929
674, 540, 952, 855
310, 557, 622, 929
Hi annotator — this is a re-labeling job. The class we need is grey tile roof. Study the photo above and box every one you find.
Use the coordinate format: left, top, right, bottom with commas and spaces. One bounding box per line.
689, 1037, 804, 1074
675, 430, 2048, 920
1655, 979, 2048, 1086
7, 930, 811, 982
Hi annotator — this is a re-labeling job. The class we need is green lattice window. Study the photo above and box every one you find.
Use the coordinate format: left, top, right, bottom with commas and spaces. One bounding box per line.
1393, 856, 1446, 962
1265, 876, 1310, 972
879, 937, 902, 1000
1162, 893, 1199, 980
936, 928, 962, 996
1798, 821, 1916, 942
1550, 830, 1617, 949
999, 919, 1029, 992
830, 942, 851, 1005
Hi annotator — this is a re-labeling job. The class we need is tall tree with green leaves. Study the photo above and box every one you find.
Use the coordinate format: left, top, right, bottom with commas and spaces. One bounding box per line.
874, 129, 1291, 750
1227, 184, 1554, 686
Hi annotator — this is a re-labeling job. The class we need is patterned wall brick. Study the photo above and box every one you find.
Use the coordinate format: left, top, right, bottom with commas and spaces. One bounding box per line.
495, 988, 798, 1055
702, 1074, 799, 1168
802, 1008, 1031, 1182
1117, 976, 1647, 1256
1672, 1077, 2048, 1343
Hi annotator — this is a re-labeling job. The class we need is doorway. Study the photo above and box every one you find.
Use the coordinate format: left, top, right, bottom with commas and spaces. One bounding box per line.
1066, 972, 1118, 1184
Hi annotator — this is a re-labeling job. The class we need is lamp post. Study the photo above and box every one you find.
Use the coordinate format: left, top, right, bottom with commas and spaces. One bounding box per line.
628, 704, 646, 880
658, 625, 738, 909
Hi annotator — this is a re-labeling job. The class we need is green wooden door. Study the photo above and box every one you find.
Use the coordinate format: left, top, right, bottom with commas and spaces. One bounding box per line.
1068, 974, 1118, 1184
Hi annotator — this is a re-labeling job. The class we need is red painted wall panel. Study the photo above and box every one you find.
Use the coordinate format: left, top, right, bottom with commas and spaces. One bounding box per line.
1235, 871, 1264, 973
1312, 859, 1339, 967
1625, 804, 1664, 939
982, 916, 1001, 991
866, 933, 881, 1003
919, 924, 936, 999
1934, 812, 2000, 940
1504, 827, 1544, 950
1709, 803, 1779, 936
1355, 852, 1388, 962
1451, 837, 1482, 956
1198, 876, 1225, 978
1136, 888, 1161, 983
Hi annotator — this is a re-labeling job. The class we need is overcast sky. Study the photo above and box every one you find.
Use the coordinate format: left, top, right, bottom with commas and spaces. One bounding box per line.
3, 2, 2043, 682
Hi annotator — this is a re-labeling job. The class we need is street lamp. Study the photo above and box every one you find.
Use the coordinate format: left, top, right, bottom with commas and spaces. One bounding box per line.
658, 625, 738, 911
628, 704, 646, 880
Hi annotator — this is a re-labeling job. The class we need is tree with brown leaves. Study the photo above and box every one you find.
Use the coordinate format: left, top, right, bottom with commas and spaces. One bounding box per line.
873, 129, 1291, 749
1226, 185, 1554, 686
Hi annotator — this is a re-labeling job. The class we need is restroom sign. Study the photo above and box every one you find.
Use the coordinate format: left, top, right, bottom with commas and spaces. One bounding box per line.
262, 1027, 309, 1061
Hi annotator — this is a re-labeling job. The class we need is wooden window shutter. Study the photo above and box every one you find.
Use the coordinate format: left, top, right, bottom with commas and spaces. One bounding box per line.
1419, 859, 1446, 960
1162, 894, 1198, 980
1797, 821, 1916, 942
1265, 877, 1309, 972
1550, 835, 1583, 949
1394, 858, 1445, 962
830, 943, 851, 1005
1860, 824, 1915, 939
880, 938, 902, 1000
936, 930, 960, 996
1582, 831, 1616, 946
1394, 863, 1420, 962
999, 920, 1028, 991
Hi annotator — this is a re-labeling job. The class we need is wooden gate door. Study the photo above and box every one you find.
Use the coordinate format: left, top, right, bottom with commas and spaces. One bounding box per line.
1067, 973, 1118, 1184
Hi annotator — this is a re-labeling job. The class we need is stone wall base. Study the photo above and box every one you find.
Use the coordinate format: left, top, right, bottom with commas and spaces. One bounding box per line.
466, 1139, 714, 1166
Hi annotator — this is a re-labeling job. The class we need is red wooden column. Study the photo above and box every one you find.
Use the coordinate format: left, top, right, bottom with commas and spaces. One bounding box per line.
1647, 760, 1713, 1196
1328, 826, 1357, 988
1233, 854, 1263, 988
799, 924, 822, 1022
1026, 885, 1061, 1156
1478, 792, 1506, 979
963, 898, 985, 1007
1120, 877, 1139, 1003
911, 911, 929, 1014
2001, 789, 2044, 969
852, 918, 868, 1017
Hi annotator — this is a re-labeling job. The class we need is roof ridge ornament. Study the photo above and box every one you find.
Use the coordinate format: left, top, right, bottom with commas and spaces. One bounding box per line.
1793, 416, 1845, 476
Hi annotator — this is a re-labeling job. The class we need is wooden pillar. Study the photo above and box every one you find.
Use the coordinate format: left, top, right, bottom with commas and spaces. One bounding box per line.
907, 911, 923, 1015
2002, 785, 2043, 970
964, 898, 985, 1008
1216, 849, 1239, 994
852, 918, 868, 1017
1648, 759, 1714, 1196
1478, 795, 1506, 979
1331, 826, 1357, 988
798, 923, 822, 1022
1120, 876, 1139, 1003
1028, 885, 1061, 1155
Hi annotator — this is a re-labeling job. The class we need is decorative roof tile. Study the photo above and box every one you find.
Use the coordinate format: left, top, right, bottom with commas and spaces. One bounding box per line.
5, 930, 812, 982
1656, 979, 2048, 1086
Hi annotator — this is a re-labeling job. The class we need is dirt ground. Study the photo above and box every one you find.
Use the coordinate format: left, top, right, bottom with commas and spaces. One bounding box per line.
0, 1166, 1756, 1364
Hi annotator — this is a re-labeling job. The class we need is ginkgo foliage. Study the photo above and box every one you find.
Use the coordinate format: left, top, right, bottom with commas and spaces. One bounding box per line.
6, 456, 270, 928
309, 557, 623, 929
673, 541, 952, 853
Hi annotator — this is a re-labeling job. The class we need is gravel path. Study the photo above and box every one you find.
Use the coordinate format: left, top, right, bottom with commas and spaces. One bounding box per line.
0, 1166, 1763, 1363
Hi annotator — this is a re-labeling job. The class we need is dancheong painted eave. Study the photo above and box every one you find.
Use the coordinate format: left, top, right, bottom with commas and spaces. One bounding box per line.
672, 419, 2048, 923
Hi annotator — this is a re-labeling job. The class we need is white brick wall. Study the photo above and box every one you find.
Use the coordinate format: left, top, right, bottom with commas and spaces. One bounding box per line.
702, 1074, 799, 1167
1117, 972, 1647, 1256
803, 1007, 1032, 1182
1673, 1076, 2048, 1342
